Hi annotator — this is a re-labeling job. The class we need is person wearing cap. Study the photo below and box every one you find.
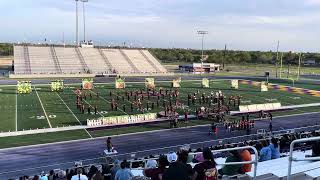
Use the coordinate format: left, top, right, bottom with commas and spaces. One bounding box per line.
144, 155, 169, 180
162, 150, 192, 180
192, 147, 217, 180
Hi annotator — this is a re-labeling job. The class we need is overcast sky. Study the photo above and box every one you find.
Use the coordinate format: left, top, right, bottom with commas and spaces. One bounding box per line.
1, 0, 320, 52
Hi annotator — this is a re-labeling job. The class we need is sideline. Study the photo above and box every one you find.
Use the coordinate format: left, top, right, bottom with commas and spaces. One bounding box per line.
0, 111, 319, 152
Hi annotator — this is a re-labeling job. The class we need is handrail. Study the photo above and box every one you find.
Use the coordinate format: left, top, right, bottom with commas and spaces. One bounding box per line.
287, 136, 320, 180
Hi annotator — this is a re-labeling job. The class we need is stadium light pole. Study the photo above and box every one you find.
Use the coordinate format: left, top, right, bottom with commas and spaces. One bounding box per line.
297, 52, 302, 80
275, 40, 280, 78
81, 0, 88, 43
197, 30, 208, 71
75, 0, 79, 46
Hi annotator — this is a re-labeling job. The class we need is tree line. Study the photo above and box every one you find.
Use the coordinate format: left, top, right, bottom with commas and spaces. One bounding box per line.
150, 48, 320, 65
0, 43, 13, 56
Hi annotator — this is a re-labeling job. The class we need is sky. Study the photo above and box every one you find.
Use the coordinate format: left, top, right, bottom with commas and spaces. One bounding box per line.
1, 0, 320, 52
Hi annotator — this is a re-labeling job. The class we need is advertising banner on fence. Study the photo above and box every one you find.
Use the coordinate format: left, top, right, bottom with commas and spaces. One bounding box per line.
231, 80, 239, 89
51, 80, 64, 91
202, 78, 210, 88
261, 81, 268, 92
82, 78, 94, 90
145, 78, 155, 89
17, 81, 32, 94
172, 77, 181, 88
115, 77, 126, 89
87, 113, 157, 127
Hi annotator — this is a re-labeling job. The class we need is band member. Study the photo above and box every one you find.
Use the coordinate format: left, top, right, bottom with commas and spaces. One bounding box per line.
82, 105, 85, 114
106, 137, 113, 152
88, 106, 91, 114
184, 111, 188, 122
94, 105, 97, 115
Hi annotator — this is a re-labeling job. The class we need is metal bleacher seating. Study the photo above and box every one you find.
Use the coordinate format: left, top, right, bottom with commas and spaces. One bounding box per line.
54, 47, 86, 74
100, 48, 135, 73
140, 49, 168, 73
122, 49, 157, 73
13, 45, 27, 74
78, 48, 111, 74
13, 45, 168, 76
28, 46, 57, 74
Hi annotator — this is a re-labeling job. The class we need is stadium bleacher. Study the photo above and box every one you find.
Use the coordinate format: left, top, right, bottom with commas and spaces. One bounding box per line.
13, 45, 168, 76
16, 131, 320, 180
28, 46, 57, 74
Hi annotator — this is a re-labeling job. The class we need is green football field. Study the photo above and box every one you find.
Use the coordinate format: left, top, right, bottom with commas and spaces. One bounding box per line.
0, 79, 320, 133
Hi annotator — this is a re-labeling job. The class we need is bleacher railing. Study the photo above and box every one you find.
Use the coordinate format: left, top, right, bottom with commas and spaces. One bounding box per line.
287, 136, 320, 180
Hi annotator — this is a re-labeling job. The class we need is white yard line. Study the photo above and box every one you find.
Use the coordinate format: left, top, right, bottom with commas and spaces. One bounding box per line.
34, 86, 52, 128
56, 92, 93, 138
89, 90, 129, 116
68, 87, 105, 117
15, 92, 18, 131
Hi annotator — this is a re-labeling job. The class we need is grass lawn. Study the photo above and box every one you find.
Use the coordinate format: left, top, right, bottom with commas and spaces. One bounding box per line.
0, 129, 90, 149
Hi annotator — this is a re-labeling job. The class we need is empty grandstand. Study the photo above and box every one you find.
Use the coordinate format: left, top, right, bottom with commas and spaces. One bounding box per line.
12, 45, 169, 77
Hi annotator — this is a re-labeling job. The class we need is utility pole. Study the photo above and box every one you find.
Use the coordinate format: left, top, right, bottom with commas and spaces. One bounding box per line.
197, 30, 208, 71
223, 44, 227, 70
275, 41, 279, 78
280, 52, 283, 78
297, 53, 302, 80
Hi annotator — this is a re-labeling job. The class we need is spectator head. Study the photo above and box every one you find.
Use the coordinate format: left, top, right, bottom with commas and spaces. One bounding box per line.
230, 150, 240, 158
261, 139, 268, 147
158, 155, 169, 168
120, 161, 127, 169
146, 159, 158, 168
57, 170, 66, 179
194, 153, 204, 163
49, 170, 54, 176
166, 151, 178, 163
271, 138, 279, 148
177, 149, 189, 164
114, 159, 120, 167
32, 175, 40, 180
89, 165, 98, 174
76, 168, 83, 175
203, 147, 216, 165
